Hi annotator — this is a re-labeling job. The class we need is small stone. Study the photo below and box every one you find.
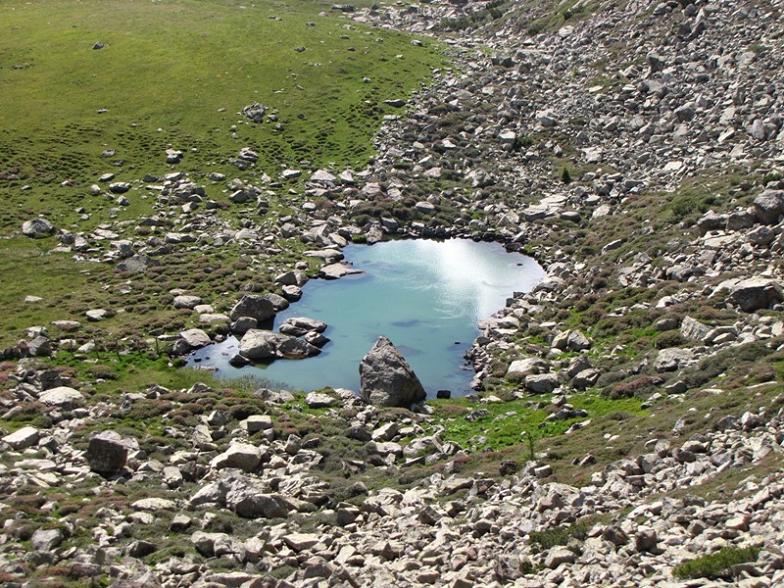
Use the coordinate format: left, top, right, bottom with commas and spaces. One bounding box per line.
545, 546, 575, 568
305, 391, 337, 408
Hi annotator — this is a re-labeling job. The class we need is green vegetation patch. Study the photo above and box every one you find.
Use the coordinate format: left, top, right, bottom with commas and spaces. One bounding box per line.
426, 393, 644, 452
0, 0, 443, 348
0, 0, 442, 222
672, 546, 760, 580
529, 521, 589, 552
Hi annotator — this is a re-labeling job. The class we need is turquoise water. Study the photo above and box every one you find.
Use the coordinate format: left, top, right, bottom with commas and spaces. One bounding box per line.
189, 239, 544, 396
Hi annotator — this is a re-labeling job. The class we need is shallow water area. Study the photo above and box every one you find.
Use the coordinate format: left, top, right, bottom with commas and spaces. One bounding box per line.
189, 239, 545, 396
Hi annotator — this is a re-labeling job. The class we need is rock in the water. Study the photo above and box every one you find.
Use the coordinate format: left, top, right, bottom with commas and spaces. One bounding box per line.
279, 316, 327, 336
320, 262, 362, 279
277, 334, 320, 359
238, 329, 278, 361
238, 329, 319, 361
359, 336, 426, 407
179, 328, 211, 350
263, 292, 290, 311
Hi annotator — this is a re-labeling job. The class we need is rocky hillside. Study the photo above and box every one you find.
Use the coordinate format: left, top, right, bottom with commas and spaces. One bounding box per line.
1, 0, 783, 586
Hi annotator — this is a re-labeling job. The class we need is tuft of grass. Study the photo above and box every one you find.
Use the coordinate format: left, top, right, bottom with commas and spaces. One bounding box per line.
529, 521, 589, 552
672, 546, 760, 580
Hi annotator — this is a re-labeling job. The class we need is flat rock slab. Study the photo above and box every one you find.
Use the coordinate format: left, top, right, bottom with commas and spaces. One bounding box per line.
320, 262, 362, 279
39, 386, 84, 409
3, 426, 40, 449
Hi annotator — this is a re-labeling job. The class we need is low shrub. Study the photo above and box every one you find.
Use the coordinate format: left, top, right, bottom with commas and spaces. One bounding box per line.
529, 521, 589, 552
672, 546, 760, 580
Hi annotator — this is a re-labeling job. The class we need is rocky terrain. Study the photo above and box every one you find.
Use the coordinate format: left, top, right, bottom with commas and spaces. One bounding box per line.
1, 0, 784, 586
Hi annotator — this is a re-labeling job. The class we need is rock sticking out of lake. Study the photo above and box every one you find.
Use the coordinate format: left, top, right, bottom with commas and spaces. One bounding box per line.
189, 239, 545, 396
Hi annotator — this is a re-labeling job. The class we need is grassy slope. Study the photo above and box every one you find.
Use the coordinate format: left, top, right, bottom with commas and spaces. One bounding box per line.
0, 0, 442, 346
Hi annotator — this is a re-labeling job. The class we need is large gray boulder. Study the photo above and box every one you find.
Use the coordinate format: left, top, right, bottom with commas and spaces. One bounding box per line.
238, 330, 278, 360
22, 218, 55, 239
752, 190, 784, 225
359, 336, 426, 407
505, 358, 547, 381
87, 430, 129, 474
229, 295, 275, 323
730, 277, 783, 312
680, 316, 710, 341
210, 443, 262, 473
654, 348, 693, 372
226, 488, 290, 519
39, 386, 84, 409
525, 372, 560, 393
31, 528, 64, 551
552, 330, 591, 351
2, 426, 40, 450
179, 328, 211, 349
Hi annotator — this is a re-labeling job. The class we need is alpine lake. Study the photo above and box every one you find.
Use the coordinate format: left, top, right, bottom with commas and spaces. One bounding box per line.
189, 239, 545, 397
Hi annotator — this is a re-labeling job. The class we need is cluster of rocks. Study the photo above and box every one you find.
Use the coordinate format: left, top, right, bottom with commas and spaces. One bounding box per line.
2, 353, 782, 586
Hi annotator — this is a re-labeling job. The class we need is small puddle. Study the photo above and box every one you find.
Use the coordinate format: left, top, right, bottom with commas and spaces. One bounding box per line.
189, 239, 545, 396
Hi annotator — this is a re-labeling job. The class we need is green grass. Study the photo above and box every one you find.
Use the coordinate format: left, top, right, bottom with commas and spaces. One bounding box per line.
0, 239, 264, 347
520, 0, 602, 35
426, 393, 644, 452
0, 1, 441, 219
0, 0, 442, 227
672, 546, 760, 580
529, 521, 589, 552
0, 0, 443, 348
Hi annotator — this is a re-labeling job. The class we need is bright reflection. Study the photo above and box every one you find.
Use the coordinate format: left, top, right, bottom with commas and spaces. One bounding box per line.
189, 239, 545, 396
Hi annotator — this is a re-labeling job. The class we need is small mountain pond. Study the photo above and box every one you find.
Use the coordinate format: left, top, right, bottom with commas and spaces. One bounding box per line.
189, 239, 545, 396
